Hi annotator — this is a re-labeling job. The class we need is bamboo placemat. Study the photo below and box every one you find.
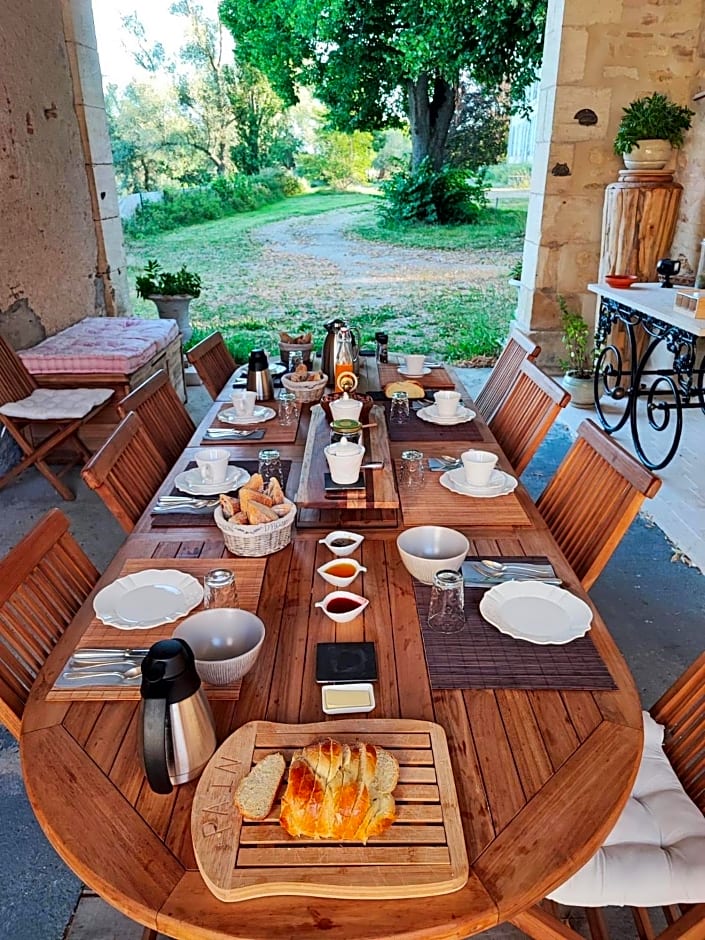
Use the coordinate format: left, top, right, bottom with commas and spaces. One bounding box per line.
382, 401, 483, 443
378, 362, 456, 389
412, 582, 616, 691
48, 556, 267, 701
395, 461, 531, 528
150, 460, 292, 528
207, 402, 300, 444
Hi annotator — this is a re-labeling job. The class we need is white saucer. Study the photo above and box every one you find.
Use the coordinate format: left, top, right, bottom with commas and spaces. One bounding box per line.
479, 581, 592, 644
417, 404, 476, 426
398, 366, 431, 377
439, 467, 517, 498
218, 406, 276, 425
174, 465, 250, 496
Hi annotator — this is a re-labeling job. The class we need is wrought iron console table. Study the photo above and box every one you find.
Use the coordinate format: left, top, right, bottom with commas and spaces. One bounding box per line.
588, 282, 705, 470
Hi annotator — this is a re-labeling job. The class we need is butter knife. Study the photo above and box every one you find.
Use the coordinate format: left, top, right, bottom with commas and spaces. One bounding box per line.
72, 648, 150, 662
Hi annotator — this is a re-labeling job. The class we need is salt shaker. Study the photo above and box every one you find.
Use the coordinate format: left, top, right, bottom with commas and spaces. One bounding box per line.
427, 570, 465, 634
203, 569, 239, 608
258, 448, 282, 486
399, 449, 425, 487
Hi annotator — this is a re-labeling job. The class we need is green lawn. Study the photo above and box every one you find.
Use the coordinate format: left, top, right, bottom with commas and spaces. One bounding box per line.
126, 192, 526, 364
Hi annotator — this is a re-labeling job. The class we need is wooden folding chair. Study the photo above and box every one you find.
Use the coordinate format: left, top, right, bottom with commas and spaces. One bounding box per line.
515, 652, 705, 940
536, 419, 660, 590
489, 358, 570, 476
474, 327, 541, 421
0, 508, 98, 738
81, 412, 168, 533
116, 369, 195, 471
0, 335, 112, 500
186, 331, 236, 400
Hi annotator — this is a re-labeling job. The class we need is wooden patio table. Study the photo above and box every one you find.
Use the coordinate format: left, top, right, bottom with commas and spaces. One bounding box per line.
20, 364, 643, 940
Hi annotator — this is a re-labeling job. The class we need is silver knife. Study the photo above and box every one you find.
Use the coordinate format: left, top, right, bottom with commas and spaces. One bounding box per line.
72, 648, 150, 662
461, 562, 561, 585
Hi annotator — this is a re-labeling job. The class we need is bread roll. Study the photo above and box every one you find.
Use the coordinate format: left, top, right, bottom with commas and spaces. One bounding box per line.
383, 380, 425, 399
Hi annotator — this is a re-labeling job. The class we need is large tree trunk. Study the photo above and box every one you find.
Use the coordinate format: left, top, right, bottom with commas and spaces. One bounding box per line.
407, 75, 457, 171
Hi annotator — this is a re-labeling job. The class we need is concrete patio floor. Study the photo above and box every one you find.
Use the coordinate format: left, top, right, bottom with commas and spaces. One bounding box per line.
0, 371, 703, 939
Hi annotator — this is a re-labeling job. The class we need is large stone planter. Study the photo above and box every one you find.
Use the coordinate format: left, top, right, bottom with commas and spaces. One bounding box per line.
148, 294, 194, 344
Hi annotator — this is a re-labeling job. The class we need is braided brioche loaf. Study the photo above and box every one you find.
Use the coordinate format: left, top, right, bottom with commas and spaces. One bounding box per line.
279, 738, 399, 843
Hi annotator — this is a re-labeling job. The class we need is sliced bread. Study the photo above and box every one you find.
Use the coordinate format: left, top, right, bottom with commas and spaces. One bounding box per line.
234, 752, 286, 820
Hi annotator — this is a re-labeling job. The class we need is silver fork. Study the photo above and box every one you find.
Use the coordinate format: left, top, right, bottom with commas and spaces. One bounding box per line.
204, 429, 255, 439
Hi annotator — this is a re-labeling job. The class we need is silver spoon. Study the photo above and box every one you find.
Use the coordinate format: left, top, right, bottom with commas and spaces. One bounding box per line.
63, 665, 142, 682
205, 429, 255, 438
157, 497, 219, 507
475, 559, 558, 579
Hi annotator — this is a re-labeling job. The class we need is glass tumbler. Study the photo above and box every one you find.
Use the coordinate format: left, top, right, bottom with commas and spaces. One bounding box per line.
258, 448, 282, 486
399, 449, 425, 488
278, 390, 298, 426
203, 569, 239, 608
427, 570, 465, 634
390, 390, 410, 424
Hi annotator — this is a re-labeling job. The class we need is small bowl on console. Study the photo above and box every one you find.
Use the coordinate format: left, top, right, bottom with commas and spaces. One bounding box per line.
396, 526, 469, 585
604, 274, 638, 289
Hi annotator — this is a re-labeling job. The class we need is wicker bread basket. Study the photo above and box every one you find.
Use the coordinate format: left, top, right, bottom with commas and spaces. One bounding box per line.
280, 372, 328, 403
214, 500, 296, 556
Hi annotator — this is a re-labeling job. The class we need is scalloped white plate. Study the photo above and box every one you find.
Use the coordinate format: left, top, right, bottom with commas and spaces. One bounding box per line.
479, 581, 592, 644
174, 465, 250, 496
93, 569, 203, 630
218, 406, 276, 426
439, 468, 517, 498
416, 404, 476, 426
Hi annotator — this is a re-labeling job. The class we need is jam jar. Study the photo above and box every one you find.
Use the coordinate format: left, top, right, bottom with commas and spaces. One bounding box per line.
330, 418, 362, 445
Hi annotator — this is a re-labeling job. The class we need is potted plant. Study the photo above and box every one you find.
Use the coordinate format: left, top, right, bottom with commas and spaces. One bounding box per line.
508, 259, 522, 289
558, 295, 595, 408
613, 92, 694, 170
136, 259, 202, 343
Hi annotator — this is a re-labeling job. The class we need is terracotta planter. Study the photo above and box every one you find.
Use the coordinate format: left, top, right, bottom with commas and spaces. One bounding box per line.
148, 294, 194, 344
562, 373, 594, 409
623, 139, 672, 171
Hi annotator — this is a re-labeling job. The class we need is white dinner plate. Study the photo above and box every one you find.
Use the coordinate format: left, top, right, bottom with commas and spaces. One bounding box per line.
218, 406, 276, 426
93, 569, 203, 630
174, 465, 250, 496
439, 467, 517, 498
479, 581, 592, 644
398, 366, 431, 377
416, 404, 477, 426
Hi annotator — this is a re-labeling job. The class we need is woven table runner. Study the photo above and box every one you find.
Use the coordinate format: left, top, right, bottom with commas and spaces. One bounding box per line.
151, 460, 292, 528
382, 401, 483, 442
378, 362, 456, 389
412, 582, 616, 690
207, 402, 300, 443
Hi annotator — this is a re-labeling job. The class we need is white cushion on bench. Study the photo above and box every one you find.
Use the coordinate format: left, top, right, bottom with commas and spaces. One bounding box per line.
548, 712, 705, 907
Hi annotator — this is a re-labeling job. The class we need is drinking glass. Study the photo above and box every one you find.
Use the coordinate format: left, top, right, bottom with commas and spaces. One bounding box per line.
203, 569, 239, 608
258, 449, 282, 486
427, 570, 465, 634
278, 390, 299, 426
390, 390, 410, 424
399, 449, 425, 488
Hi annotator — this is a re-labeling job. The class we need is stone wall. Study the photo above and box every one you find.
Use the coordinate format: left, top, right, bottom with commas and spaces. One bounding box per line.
0, 0, 128, 350
518, 0, 705, 365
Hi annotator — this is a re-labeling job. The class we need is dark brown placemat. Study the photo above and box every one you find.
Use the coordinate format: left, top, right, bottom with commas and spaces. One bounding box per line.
382, 401, 482, 442
151, 460, 292, 528
210, 402, 300, 444
412, 582, 616, 691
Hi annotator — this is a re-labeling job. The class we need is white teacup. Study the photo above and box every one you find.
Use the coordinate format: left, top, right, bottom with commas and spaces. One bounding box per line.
231, 390, 256, 417
329, 397, 363, 422
195, 448, 230, 484
405, 354, 426, 376
434, 390, 461, 417
461, 449, 499, 487
324, 440, 365, 485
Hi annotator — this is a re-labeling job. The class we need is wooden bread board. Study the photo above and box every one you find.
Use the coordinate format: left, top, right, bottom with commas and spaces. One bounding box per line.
192, 718, 469, 901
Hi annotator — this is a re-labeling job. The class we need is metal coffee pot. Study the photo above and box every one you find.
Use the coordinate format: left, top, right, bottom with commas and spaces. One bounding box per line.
246, 348, 274, 400
322, 318, 360, 383
139, 638, 217, 794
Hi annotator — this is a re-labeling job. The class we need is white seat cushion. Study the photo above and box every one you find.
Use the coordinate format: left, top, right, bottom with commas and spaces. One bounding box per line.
548, 711, 705, 907
0, 387, 113, 420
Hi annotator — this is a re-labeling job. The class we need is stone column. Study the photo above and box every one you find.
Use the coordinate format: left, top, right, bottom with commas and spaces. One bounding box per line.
516, 0, 705, 371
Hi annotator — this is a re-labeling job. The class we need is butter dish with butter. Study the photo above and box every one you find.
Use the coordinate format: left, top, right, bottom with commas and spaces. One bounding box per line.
321, 682, 375, 715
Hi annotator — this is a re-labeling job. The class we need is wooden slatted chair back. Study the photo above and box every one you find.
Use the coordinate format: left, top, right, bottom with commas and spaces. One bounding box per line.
536, 419, 661, 591
651, 651, 705, 814
0, 334, 38, 404
489, 358, 570, 476
81, 412, 168, 532
186, 331, 236, 400
0, 509, 99, 738
116, 369, 195, 470
474, 328, 541, 421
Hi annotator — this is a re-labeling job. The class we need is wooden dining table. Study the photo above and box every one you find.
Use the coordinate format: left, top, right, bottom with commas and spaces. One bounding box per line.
20, 359, 643, 940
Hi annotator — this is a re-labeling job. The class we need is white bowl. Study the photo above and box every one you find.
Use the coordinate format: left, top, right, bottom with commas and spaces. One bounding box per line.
396, 526, 470, 585
318, 530, 365, 557
315, 590, 369, 623
316, 558, 367, 588
172, 608, 265, 686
